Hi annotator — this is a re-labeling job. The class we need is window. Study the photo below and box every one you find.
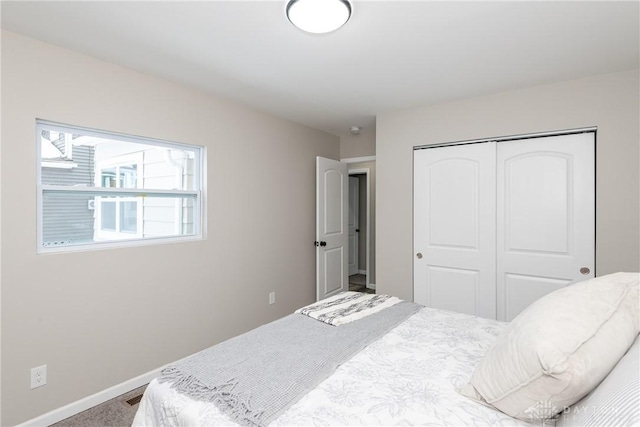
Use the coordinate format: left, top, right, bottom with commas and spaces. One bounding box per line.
37, 120, 204, 252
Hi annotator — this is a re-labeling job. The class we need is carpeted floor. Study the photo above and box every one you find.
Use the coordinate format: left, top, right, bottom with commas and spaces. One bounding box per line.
349, 273, 366, 286
349, 274, 374, 294
50, 384, 147, 427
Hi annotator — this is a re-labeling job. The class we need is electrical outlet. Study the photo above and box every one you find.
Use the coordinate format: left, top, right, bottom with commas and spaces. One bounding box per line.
31, 365, 47, 389
269, 292, 276, 305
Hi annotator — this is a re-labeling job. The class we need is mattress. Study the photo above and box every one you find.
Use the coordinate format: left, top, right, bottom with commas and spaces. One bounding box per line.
133, 307, 532, 426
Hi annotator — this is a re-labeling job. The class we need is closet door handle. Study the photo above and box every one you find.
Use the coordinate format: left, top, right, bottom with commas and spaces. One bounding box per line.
416, 253, 423, 259
580, 267, 591, 275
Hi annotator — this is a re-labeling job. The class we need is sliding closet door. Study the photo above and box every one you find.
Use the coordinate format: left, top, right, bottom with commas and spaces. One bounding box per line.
414, 142, 497, 319
497, 132, 595, 321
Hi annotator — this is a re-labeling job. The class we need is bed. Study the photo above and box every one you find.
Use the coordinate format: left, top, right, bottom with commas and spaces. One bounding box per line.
133, 273, 640, 427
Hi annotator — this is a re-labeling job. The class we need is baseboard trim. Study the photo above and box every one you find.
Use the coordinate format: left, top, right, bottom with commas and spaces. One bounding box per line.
17, 367, 162, 427
366, 282, 376, 290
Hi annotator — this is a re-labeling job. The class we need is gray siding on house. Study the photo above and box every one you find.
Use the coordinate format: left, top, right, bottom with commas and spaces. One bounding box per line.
41, 145, 95, 245
42, 141, 95, 186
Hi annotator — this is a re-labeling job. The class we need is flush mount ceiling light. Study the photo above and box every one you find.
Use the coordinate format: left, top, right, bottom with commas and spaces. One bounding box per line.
286, 0, 352, 34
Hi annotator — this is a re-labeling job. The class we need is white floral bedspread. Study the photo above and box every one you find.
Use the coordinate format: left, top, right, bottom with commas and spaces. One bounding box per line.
133, 307, 533, 426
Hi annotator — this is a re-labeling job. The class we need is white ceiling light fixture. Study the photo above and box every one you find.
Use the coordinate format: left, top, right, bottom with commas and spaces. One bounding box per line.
286, 0, 352, 34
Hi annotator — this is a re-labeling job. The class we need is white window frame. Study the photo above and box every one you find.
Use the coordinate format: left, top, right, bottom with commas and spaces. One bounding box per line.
37, 120, 205, 253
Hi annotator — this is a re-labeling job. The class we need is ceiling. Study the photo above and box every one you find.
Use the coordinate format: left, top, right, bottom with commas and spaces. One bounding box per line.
1, 1, 639, 137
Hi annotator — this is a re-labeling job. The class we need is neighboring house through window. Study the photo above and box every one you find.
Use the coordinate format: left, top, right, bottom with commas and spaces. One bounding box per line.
95, 153, 143, 241
37, 120, 203, 252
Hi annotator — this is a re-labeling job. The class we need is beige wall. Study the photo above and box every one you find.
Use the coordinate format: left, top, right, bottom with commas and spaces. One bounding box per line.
376, 69, 640, 300
0, 31, 339, 425
340, 126, 376, 158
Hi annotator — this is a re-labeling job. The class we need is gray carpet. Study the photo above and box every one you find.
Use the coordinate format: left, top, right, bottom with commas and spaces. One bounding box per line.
349, 274, 374, 294
50, 384, 147, 427
349, 284, 375, 294
349, 273, 366, 286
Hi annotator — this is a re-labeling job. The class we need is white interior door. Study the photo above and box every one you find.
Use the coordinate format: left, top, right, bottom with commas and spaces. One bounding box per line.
414, 142, 497, 318
348, 176, 359, 276
497, 132, 595, 321
316, 156, 348, 301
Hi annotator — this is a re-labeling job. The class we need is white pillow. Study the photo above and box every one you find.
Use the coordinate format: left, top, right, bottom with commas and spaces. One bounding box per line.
557, 334, 639, 427
459, 272, 640, 421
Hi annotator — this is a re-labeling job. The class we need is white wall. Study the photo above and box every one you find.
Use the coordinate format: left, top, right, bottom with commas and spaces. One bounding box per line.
0, 31, 339, 425
376, 69, 640, 300
0, 31, 3, 425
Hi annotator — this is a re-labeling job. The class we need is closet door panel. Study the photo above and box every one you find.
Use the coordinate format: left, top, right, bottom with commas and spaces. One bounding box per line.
427, 266, 480, 315
505, 154, 570, 253
414, 142, 496, 319
497, 133, 595, 321
503, 273, 571, 321
428, 160, 480, 249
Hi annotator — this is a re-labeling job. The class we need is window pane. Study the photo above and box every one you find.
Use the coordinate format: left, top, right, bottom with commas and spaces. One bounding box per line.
40, 129, 196, 190
42, 191, 196, 248
102, 168, 116, 188
120, 165, 137, 188
120, 201, 138, 233
42, 191, 95, 247
41, 134, 95, 187
101, 200, 116, 231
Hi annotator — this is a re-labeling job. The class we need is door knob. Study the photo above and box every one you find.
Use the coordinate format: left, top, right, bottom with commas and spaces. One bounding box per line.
580, 267, 591, 275
315, 241, 327, 247
416, 253, 423, 259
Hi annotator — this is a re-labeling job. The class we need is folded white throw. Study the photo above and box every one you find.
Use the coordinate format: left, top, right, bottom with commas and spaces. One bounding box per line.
295, 291, 402, 326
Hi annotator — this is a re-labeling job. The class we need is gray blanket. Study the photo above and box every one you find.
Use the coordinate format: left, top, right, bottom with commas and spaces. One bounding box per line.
159, 301, 421, 426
